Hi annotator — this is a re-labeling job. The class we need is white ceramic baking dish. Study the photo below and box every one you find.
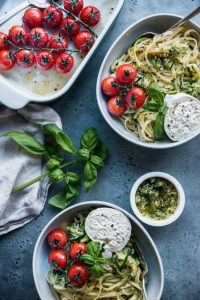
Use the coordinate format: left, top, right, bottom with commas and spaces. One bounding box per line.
0, 0, 124, 109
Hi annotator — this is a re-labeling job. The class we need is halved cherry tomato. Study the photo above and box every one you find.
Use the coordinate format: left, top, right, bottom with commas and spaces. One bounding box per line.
74, 30, 94, 53
15, 50, 35, 68
9, 25, 29, 46
36, 50, 54, 71
60, 16, 80, 39
80, 6, 100, 27
49, 33, 68, 51
107, 96, 127, 117
64, 0, 83, 15
0, 32, 9, 50
29, 27, 49, 48
125, 87, 146, 109
116, 64, 137, 85
48, 229, 68, 248
48, 249, 67, 270
70, 242, 86, 260
55, 52, 74, 73
43, 5, 63, 28
0, 50, 15, 70
68, 264, 89, 286
22, 7, 43, 28
101, 76, 121, 97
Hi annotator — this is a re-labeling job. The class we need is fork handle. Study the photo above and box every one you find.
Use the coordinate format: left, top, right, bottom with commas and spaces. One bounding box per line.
170, 6, 200, 30
0, 1, 29, 26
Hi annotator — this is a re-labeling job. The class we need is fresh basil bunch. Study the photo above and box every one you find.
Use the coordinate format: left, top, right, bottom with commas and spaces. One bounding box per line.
1, 125, 108, 209
143, 82, 168, 140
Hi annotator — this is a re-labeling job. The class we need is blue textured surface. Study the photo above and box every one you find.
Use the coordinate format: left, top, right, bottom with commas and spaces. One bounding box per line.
0, 0, 200, 299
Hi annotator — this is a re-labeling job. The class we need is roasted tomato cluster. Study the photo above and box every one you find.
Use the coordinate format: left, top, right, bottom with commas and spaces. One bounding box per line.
47, 228, 89, 287
101, 64, 146, 116
0, 1, 100, 72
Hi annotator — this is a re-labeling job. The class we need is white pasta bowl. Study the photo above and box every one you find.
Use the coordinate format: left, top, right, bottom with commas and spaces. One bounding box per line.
33, 201, 164, 300
96, 14, 200, 149
130, 172, 185, 227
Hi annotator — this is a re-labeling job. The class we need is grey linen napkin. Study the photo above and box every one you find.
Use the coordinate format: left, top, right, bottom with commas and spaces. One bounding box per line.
0, 104, 62, 235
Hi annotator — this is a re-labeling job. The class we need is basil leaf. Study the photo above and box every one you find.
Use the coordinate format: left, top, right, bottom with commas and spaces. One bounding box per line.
80, 128, 99, 151
76, 148, 90, 163
56, 131, 76, 155
68, 183, 80, 197
153, 113, 165, 140
90, 155, 104, 167
49, 169, 64, 183
48, 191, 66, 209
143, 83, 164, 112
86, 241, 101, 257
81, 254, 96, 265
65, 172, 80, 184
84, 178, 97, 191
95, 140, 108, 162
41, 123, 61, 135
90, 264, 105, 277
1, 131, 47, 155
84, 162, 97, 181
47, 158, 60, 170
96, 257, 109, 264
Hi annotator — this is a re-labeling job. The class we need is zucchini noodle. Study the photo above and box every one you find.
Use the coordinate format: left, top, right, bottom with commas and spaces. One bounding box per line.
111, 25, 200, 142
47, 214, 146, 300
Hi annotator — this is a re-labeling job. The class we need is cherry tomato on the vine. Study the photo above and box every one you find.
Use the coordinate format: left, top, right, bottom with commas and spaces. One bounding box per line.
55, 52, 74, 73
9, 25, 29, 46
15, 50, 35, 68
36, 50, 54, 71
60, 16, 80, 39
0, 50, 15, 70
43, 5, 63, 28
64, 0, 83, 15
80, 6, 100, 27
48, 229, 68, 248
49, 33, 68, 51
74, 30, 94, 53
101, 76, 121, 97
69, 242, 86, 260
68, 264, 89, 286
22, 7, 43, 28
0, 32, 9, 50
29, 27, 49, 48
116, 64, 137, 85
125, 87, 146, 109
107, 96, 127, 117
48, 249, 67, 270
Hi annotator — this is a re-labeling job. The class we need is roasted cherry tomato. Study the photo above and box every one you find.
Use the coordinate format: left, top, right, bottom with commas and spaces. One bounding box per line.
0, 32, 9, 50
80, 6, 100, 27
15, 50, 35, 68
55, 52, 74, 73
49, 33, 68, 51
64, 0, 83, 15
101, 76, 121, 97
36, 50, 54, 71
68, 264, 89, 286
74, 30, 94, 53
69, 242, 86, 260
9, 25, 29, 46
116, 64, 137, 85
43, 5, 63, 28
48, 249, 67, 270
60, 16, 80, 39
22, 7, 43, 28
107, 96, 127, 117
0, 50, 15, 70
48, 229, 68, 248
29, 27, 49, 48
125, 87, 146, 109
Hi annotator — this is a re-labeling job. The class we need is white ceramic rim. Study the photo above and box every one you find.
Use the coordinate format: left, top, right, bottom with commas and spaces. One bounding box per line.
32, 200, 164, 300
0, 0, 125, 109
130, 172, 185, 227
96, 13, 200, 149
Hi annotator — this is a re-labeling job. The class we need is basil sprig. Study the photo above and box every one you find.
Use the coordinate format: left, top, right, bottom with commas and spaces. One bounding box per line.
1, 125, 108, 209
143, 83, 168, 140
81, 241, 109, 277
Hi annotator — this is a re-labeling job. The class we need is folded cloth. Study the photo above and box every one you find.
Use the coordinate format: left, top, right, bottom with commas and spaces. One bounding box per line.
0, 104, 62, 236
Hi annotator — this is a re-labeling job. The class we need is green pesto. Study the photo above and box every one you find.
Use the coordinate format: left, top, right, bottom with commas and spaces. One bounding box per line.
135, 177, 178, 220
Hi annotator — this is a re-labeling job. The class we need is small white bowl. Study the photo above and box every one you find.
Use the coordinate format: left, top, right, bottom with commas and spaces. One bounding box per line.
130, 172, 185, 227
